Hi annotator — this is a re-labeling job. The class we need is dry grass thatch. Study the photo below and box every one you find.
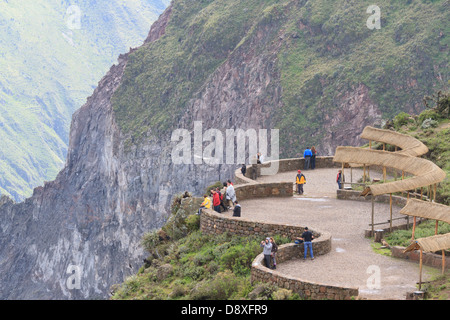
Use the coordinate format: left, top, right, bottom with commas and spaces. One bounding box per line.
333, 147, 446, 196
416, 234, 450, 253
334, 126, 450, 254
361, 126, 429, 157
400, 199, 450, 224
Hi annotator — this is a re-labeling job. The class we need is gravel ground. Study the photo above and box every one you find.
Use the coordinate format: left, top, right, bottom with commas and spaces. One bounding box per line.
232, 168, 434, 300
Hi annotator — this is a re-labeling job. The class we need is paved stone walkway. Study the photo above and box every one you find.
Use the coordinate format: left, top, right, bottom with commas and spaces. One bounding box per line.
234, 168, 434, 300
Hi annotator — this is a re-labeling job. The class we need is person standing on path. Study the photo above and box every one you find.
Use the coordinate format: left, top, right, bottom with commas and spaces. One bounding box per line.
270, 237, 278, 270
226, 180, 236, 209
311, 146, 317, 170
336, 170, 344, 190
260, 238, 273, 268
297, 227, 314, 260
303, 147, 312, 170
233, 200, 241, 217
212, 189, 221, 213
296, 170, 306, 195
241, 164, 247, 177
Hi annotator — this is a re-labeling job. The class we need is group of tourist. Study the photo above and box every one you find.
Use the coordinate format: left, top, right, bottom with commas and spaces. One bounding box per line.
198, 180, 241, 217
198, 146, 332, 269
303, 146, 317, 170
260, 237, 278, 270
260, 227, 315, 270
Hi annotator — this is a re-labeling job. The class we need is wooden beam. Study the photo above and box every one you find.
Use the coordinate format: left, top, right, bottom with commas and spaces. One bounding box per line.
390, 193, 393, 232
419, 248, 423, 291
371, 196, 375, 236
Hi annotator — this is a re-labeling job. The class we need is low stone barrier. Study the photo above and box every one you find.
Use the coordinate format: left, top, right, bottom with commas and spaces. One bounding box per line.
237, 157, 339, 183
235, 182, 293, 200
200, 207, 326, 242
198, 157, 361, 299
337, 189, 428, 237
200, 207, 358, 299
251, 244, 358, 300
391, 246, 450, 270
336, 189, 407, 207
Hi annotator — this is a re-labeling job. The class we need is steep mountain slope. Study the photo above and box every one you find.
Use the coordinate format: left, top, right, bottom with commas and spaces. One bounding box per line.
113, 0, 448, 156
0, 0, 169, 201
0, 0, 447, 299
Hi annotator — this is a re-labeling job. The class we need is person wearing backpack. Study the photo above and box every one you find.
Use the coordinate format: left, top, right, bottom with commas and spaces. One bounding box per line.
296, 170, 306, 195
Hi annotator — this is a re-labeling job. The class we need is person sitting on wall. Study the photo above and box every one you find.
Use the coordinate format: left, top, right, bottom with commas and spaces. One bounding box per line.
198, 195, 211, 215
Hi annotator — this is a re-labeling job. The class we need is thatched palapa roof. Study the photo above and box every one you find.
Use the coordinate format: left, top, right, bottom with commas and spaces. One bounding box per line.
361, 126, 429, 157
334, 126, 450, 256
400, 199, 450, 224
333, 147, 446, 196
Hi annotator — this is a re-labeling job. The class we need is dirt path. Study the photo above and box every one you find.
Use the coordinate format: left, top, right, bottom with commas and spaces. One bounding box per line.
235, 168, 434, 300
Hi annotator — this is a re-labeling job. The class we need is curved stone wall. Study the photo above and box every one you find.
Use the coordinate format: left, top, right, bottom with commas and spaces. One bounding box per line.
199, 156, 360, 300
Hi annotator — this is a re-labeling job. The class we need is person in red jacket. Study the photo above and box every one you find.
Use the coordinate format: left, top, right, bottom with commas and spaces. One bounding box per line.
212, 189, 221, 213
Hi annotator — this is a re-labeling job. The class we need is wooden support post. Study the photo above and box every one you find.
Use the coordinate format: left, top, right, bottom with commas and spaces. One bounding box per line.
412, 216, 417, 241
350, 168, 353, 184
383, 166, 386, 182
371, 195, 375, 236
363, 164, 366, 183
419, 248, 423, 291
394, 146, 398, 181
443, 250, 446, 275
434, 184, 437, 203
390, 193, 393, 232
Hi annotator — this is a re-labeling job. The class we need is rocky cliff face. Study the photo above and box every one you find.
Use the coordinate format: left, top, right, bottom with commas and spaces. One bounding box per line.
0, 0, 447, 299
0, 3, 251, 300
0, 9, 175, 300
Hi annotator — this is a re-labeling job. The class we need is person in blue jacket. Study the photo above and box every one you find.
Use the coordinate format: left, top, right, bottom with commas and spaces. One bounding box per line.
303, 147, 312, 170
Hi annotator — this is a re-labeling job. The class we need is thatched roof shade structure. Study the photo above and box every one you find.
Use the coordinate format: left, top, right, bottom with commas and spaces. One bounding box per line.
334, 126, 449, 283
361, 126, 429, 157
400, 199, 450, 224
333, 147, 446, 196
401, 199, 450, 253
404, 234, 450, 253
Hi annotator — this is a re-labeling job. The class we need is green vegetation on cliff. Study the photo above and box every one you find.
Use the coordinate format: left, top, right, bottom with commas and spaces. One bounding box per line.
112, 0, 448, 158
385, 92, 450, 205
110, 193, 297, 300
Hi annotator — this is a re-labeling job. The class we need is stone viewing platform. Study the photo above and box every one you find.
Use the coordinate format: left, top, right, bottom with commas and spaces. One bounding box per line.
199, 157, 434, 300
